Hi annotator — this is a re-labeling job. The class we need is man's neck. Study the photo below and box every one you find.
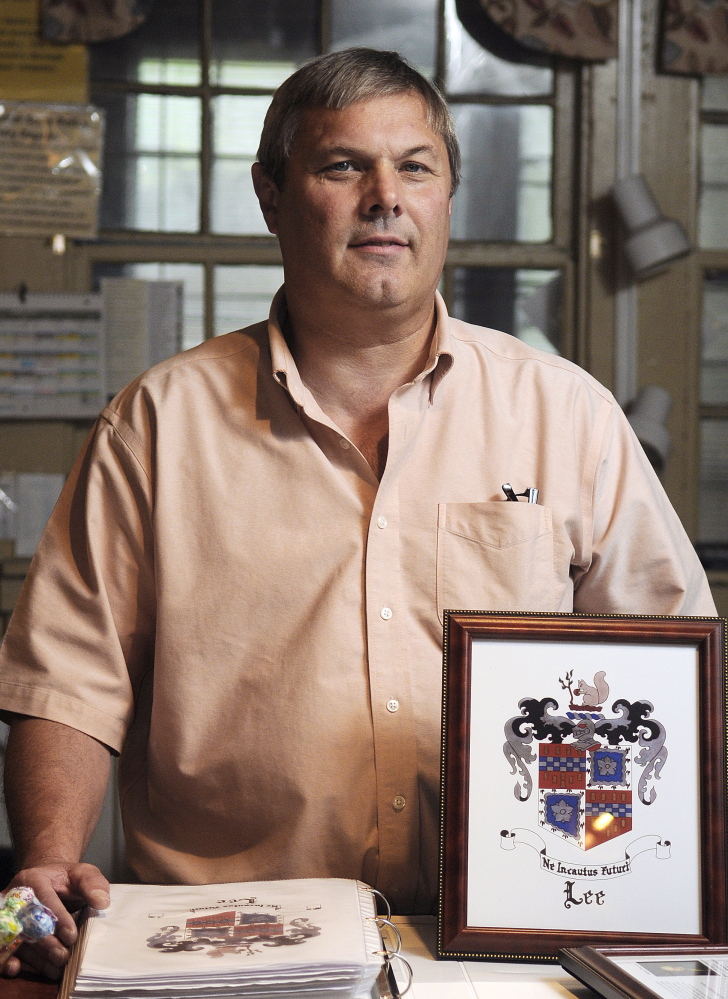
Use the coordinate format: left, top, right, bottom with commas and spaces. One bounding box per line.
284, 297, 437, 479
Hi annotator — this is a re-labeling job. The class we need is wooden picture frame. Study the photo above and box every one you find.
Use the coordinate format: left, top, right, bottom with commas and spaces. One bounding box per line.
560, 944, 728, 999
438, 612, 727, 962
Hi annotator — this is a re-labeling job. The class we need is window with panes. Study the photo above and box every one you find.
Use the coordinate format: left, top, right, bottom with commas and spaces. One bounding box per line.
697, 76, 728, 571
88, 0, 575, 357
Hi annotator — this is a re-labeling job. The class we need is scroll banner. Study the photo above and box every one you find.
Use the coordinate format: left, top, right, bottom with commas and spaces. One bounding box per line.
500, 828, 671, 879
661, 0, 728, 75
41, 0, 153, 43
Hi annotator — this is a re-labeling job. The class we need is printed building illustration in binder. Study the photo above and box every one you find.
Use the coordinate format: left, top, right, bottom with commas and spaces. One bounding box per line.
502, 670, 670, 876
146, 906, 322, 957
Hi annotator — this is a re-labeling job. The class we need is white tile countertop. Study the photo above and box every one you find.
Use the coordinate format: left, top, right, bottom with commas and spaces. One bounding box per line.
383, 917, 599, 999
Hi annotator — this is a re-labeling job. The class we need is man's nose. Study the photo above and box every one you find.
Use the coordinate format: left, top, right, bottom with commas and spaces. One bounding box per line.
360, 165, 402, 216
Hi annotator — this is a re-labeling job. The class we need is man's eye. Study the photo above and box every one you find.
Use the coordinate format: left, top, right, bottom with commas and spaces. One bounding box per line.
329, 161, 354, 172
402, 162, 427, 173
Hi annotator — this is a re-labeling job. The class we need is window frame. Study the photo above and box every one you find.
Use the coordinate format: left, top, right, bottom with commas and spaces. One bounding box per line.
698, 91, 728, 424
697, 109, 728, 591
84, 0, 579, 355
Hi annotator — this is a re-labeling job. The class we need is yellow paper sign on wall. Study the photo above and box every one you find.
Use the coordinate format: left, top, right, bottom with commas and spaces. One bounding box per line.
0, 0, 87, 103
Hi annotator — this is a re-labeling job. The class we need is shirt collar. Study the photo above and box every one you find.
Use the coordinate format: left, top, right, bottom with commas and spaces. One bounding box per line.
268, 287, 306, 407
268, 286, 455, 407
415, 290, 454, 403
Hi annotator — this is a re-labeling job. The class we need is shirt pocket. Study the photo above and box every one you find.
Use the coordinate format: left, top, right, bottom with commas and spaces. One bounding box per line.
436, 501, 559, 621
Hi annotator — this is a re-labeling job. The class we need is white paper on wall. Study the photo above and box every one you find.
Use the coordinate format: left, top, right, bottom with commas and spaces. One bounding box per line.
101, 278, 183, 397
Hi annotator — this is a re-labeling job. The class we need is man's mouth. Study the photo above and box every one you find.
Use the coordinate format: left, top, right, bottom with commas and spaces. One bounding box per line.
349, 236, 409, 249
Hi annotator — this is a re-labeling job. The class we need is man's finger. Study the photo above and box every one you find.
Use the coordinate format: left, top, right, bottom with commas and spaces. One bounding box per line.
2, 937, 67, 981
65, 863, 111, 910
2, 954, 21, 977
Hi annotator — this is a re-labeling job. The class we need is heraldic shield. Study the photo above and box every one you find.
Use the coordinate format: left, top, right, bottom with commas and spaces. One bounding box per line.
538, 714, 632, 851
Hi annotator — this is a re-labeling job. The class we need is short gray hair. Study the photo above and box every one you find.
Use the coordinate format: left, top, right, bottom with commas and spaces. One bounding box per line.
256, 48, 461, 196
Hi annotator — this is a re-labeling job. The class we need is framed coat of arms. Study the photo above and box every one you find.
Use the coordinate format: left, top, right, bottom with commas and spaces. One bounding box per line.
438, 612, 727, 961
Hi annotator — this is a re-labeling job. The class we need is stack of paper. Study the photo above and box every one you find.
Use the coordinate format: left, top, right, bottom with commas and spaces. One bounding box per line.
61, 879, 384, 999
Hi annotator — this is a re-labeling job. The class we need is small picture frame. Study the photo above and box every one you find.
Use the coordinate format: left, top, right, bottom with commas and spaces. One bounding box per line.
560, 944, 728, 999
438, 611, 727, 961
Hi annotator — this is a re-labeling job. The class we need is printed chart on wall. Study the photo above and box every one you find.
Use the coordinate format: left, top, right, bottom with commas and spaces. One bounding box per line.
467, 639, 701, 936
0, 292, 104, 417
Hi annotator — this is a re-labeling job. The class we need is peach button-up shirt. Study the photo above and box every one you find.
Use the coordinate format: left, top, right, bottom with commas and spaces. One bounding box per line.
0, 292, 714, 913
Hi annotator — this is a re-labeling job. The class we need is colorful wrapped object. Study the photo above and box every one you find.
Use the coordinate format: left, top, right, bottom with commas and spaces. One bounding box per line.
0, 888, 57, 968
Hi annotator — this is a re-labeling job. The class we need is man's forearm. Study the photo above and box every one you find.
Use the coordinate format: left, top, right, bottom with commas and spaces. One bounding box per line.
4, 717, 111, 868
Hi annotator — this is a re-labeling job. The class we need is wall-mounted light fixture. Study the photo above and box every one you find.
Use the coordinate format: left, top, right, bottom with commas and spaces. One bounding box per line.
612, 174, 691, 279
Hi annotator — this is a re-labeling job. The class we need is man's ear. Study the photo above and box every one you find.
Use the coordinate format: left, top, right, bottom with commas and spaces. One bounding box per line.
251, 163, 281, 235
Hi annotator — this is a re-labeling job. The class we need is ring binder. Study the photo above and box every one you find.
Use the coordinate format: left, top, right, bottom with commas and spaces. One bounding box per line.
60, 879, 394, 999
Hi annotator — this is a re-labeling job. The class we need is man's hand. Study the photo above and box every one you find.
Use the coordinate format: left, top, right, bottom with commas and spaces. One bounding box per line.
2, 717, 113, 978
2, 861, 110, 979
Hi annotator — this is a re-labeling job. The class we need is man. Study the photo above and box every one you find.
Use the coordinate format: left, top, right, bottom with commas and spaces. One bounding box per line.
0, 48, 715, 978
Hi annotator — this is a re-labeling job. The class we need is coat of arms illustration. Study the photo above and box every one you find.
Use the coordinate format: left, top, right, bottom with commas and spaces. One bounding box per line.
503, 670, 669, 862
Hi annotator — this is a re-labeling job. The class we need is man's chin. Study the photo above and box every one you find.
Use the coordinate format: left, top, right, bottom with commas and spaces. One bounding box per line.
339, 275, 418, 311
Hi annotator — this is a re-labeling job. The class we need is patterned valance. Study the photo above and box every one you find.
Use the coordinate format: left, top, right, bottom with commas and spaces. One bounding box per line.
41, 0, 152, 44
39, 0, 728, 75
461, 0, 728, 73
661, 0, 728, 75
460, 0, 618, 61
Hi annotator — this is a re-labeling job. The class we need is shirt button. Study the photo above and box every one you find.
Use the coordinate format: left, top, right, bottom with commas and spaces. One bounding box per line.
377, 515, 387, 529
380, 606, 393, 620
339, 438, 350, 450
386, 698, 399, 713
392, 796, 406, 812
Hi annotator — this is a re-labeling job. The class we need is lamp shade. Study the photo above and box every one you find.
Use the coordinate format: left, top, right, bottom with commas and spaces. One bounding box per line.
612, 174, 691, 277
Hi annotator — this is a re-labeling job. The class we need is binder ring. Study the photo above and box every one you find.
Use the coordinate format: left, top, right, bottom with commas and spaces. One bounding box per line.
367, 888, 391, 921
369, 916, 402, 954
385, 951, 413, 996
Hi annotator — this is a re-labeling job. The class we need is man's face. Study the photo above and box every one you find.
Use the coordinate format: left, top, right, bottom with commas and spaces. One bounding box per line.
254, 91, 452, 317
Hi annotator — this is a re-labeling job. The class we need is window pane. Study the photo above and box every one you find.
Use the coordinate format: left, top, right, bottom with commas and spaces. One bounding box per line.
212, 96, 272, 235
702, 76, 728, 112
444, 0, 552, 97
330, 0, 438, 78
700, 419, 728, 544
95, 93, 201, 232
451, 267, 562, 353
93, 262, 204, 353
215, 266, 285, 336
211, 0, 318, 87
700, 123, 728, 249
450, 104, 552, 242
90, 0, 200, 84
702, 271, 728, 406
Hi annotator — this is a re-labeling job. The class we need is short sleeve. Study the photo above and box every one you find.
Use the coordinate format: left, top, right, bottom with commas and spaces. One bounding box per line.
573, 403, 716, 617
0, 415, 156, 752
